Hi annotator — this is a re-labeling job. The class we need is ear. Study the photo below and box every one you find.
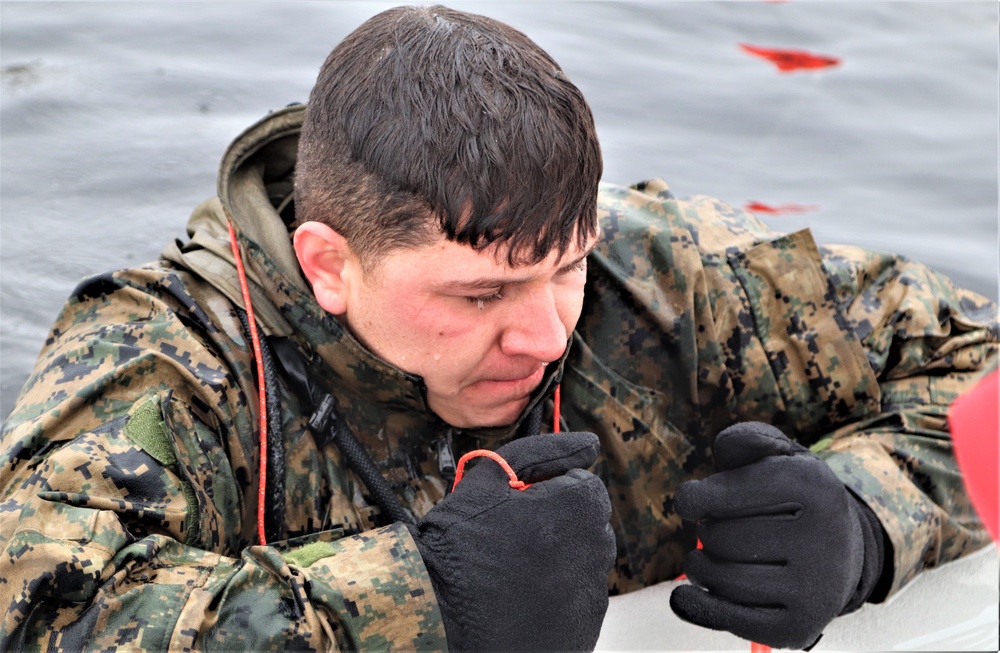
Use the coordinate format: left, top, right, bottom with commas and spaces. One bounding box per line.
293, 221, 358, 315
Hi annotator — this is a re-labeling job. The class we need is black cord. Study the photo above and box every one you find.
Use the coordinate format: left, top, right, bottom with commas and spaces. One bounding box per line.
322, 403, 414, 525
236, 308, 286, 542
269, 337, 414, 526
257, 329, 287, 542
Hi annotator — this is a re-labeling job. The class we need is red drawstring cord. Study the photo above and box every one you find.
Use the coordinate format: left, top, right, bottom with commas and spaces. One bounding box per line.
553, 384, 561, 433
451, 450, 532, 492
226, 220, 270, 546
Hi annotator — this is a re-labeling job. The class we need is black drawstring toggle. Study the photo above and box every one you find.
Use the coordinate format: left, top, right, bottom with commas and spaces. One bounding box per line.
308, 394, 337, 436
437, 436, 456, 481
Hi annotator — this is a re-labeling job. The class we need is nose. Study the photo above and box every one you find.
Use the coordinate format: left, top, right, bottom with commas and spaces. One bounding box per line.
499, 286, 569, 363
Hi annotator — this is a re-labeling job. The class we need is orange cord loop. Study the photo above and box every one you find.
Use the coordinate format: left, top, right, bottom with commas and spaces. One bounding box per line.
452, 450, 532, 492
451, 388, 563, 493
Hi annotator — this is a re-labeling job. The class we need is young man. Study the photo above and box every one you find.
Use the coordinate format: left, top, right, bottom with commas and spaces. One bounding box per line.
1, 4, 995, 651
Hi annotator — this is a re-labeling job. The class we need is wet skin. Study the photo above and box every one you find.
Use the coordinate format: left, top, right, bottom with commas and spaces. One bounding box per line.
295, 222, 597, 428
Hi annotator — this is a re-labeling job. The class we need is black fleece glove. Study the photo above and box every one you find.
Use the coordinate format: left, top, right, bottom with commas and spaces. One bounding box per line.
407, 432, 616, 652
669, 422, 885, 650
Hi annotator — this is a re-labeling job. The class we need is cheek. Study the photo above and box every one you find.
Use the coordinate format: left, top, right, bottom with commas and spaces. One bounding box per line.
396, 298, 481, 344
405, 307, 496, 387
558, 281, 588, 330
355, 293, 434, 353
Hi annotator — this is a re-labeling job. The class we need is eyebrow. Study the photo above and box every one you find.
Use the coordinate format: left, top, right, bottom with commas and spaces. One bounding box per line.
440, 243, 598, 292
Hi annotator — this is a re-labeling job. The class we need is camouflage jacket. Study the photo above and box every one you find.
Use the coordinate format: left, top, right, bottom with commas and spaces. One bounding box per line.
2, 104, 996, 651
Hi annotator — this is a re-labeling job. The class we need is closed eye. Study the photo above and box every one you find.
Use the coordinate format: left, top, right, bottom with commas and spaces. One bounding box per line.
466, 290, 504, 309
557, 250, 591, 276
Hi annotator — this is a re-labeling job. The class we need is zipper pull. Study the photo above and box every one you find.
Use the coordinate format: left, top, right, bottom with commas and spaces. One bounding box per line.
436, 432, 457, 493
307, 394, 337, 444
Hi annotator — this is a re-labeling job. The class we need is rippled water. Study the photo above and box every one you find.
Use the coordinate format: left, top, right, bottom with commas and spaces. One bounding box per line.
1, 2, 998, 647
2, 1, 997, 413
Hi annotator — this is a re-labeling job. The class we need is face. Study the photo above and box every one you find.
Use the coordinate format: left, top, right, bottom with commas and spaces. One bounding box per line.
334, 233, 596, 428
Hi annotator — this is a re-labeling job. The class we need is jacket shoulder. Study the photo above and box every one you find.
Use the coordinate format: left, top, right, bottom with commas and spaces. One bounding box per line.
596, 179, 778, 260
3, 263, 249, 444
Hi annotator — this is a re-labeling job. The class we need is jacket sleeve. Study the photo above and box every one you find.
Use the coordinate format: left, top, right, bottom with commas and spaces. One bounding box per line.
813, 242, 997, 597
0, 271, 446, 651
589, 181, 996, 598
725, 230, 997, 599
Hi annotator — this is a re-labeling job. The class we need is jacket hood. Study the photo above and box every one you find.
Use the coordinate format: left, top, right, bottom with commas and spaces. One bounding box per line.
162, 104, 563, 442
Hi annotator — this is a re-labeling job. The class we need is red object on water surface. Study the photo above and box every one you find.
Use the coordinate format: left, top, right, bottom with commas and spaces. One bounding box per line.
745, 201, 819, 215
739, 43, 841, 72
949, 369, 1000, 542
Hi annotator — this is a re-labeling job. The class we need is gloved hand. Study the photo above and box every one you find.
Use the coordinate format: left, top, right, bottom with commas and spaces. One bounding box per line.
407, 432, 616, 651
669, 422, 885, 650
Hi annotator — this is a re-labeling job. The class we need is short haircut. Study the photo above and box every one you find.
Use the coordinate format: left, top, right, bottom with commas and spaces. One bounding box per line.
295, 4, 602, 271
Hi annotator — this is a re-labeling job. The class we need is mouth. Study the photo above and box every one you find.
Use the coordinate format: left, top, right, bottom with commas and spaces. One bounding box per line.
438, 364, 550, 427
472, 364, 547, 398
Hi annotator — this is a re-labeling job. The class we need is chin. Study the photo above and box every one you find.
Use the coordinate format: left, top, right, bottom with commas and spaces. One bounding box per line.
438, 400, 529, 429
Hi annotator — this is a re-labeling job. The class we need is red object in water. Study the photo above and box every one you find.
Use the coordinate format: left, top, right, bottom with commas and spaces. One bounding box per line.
739, 43, 841, 72
949, 369, 1000, 542
745, 201, 819, 215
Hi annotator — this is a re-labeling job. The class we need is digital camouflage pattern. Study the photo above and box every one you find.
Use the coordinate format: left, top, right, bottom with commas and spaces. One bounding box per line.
569, 180, 997, 594
2, 104, 996, 650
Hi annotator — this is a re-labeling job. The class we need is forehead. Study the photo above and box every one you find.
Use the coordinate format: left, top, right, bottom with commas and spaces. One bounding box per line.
483, 227, 599, 269
443, 197, 602, 263
372, 227, 598, 285
478, 221, 601, 266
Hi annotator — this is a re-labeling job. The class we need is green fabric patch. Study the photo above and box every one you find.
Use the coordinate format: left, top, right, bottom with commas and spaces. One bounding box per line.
123, 394, 201, 545
283, 541, 338, 568
811, 436, 833, 453
179, 483, 201, 545
123, 396, 176, 466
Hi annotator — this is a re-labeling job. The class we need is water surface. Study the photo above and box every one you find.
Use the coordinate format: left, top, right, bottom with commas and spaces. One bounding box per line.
3, 2, 997, 415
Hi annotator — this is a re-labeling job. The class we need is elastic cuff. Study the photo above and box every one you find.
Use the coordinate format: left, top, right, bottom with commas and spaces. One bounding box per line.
841, 497, 888, 614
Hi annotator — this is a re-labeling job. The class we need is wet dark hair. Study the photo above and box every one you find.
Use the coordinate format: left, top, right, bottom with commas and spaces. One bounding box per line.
295, 4, 602, 270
